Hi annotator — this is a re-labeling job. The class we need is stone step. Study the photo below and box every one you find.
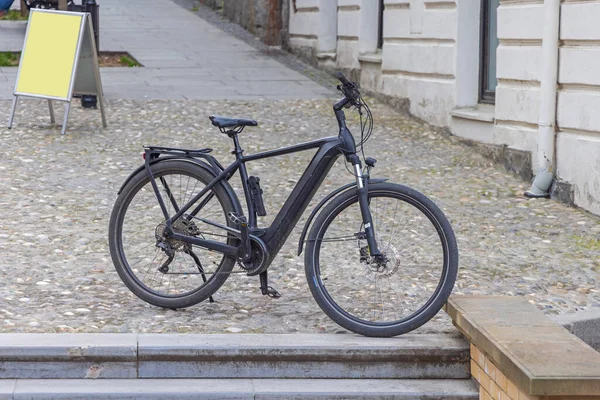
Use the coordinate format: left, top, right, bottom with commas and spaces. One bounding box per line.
0, 333, 470, 380
0, 378, 479, 399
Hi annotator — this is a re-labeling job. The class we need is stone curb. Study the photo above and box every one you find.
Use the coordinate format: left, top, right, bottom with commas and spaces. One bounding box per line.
551, 309, 600, 351
0, 378, 479, 400
0, 333, 470, 380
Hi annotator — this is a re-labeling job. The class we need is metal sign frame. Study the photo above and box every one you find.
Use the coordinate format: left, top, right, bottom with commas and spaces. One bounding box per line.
7, 9, 107, 135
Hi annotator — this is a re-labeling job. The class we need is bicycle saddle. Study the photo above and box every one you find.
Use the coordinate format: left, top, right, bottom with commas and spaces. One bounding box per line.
209, 115, 258, 128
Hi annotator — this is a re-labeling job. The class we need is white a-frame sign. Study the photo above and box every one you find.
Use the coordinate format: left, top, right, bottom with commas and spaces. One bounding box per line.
7, 9, 107, 135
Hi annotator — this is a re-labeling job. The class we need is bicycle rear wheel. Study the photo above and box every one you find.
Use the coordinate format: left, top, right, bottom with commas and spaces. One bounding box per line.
304, 182, 458, 337
109, 160, 238, 309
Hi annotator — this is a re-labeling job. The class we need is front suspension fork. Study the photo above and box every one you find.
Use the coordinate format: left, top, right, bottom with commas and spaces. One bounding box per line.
353, 161, 382, 257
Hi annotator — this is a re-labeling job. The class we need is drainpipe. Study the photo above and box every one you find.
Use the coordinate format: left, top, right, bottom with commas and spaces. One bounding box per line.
525, 0, 561, 198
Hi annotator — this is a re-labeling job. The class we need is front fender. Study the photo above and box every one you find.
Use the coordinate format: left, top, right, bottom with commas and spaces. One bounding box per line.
297, 178, 387, 256
117, 155, 243, 217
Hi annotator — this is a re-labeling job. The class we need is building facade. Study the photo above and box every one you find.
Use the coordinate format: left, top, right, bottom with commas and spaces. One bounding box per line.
288, 0, 600, 216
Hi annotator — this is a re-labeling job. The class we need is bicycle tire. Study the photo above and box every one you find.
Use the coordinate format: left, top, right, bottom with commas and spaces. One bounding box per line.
304, 182, 458, 337
109, 160, 237, 309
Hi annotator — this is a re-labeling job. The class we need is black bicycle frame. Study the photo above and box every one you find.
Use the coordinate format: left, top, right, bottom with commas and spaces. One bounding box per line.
146, 95, 382, 269
149, 135, 343, 263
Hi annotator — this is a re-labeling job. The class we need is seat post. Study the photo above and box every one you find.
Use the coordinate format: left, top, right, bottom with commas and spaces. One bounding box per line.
228, 130, 244, 160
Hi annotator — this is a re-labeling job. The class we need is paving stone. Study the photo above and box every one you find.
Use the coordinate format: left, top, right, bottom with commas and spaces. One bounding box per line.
0, 0, 333, 101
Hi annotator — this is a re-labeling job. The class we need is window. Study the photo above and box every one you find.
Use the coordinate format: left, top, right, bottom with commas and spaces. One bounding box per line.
377, 0, 385, 49
480, 0, 499, 103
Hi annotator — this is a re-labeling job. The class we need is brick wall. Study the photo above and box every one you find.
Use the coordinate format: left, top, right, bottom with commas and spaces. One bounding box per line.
471, 343, 518, 400
470, 343, 600, 400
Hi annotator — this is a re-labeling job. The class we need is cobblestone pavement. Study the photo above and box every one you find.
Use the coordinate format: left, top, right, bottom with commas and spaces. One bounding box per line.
0, 98, 599, 334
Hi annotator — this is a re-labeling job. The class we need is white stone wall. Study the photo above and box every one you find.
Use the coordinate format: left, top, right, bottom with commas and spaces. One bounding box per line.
286, 0, 600, 215
289, 0, 320, 51
492, 0, 542, 153
336, 0, 361, 70
379, 0, 457, 125
556, 1, 600, 213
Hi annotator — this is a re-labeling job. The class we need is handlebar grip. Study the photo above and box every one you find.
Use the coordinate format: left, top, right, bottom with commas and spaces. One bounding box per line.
336, 72, 351, 86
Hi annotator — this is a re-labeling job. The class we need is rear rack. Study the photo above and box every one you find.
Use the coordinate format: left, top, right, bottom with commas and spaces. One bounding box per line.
145, 146, 213, 157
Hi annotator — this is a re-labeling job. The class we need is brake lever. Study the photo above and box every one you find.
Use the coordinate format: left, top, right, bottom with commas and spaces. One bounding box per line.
338, 85, 360, 106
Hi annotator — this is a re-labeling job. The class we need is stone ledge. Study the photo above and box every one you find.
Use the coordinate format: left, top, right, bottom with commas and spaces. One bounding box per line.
0, 378, 479, 399
358, 52, 383, 64
0, 333, 469, 380
445, 295, 600, 396
0, 333, 138, 379
450, 104, 495, 123
0, 334, 137, 360
137, 333, 469, 379
315, 52, 336, 61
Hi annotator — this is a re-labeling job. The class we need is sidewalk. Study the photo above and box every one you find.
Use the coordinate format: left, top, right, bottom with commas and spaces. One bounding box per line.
0, 1, 598, 335
0, 0, 334, 100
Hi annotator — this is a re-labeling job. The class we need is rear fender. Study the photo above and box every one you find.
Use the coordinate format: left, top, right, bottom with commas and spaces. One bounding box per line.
117, 155, 243, 216
297, 178, 387, 256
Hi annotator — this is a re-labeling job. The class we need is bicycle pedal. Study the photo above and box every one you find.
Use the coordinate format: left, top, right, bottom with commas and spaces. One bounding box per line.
262, 286, 281, 299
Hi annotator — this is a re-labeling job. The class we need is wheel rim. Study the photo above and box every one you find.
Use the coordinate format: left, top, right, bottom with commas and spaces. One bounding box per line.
118, 169, 232, 298
313, 190, 450, 326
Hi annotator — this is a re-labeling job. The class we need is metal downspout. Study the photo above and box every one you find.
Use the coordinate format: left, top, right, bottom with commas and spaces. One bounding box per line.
525, 0, 561, 198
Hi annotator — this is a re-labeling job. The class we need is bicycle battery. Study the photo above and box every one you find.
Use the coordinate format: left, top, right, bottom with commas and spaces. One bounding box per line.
248, 176, 267, 217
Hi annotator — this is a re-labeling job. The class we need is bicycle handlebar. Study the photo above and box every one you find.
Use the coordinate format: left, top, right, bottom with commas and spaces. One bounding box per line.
335, 72, 352, 87
334, 72, 361, 110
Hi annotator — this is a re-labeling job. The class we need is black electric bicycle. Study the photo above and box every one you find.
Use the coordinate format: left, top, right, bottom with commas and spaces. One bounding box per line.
108, 73, 458, 337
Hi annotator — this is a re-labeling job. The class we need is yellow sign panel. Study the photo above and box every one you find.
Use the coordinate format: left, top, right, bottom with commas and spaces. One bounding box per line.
15, 11, 84, 100
8, 9, 107, 135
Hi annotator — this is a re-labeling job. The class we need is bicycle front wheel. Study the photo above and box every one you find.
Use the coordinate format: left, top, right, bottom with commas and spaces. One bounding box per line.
304, 182, 458, 337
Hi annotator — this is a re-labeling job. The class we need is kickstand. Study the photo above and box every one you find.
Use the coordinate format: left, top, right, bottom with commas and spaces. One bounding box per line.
259, 271, 281, 299
186, 249, 215, 303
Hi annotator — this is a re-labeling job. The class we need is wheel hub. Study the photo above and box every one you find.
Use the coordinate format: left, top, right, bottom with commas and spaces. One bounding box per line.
360, 245, 400, 277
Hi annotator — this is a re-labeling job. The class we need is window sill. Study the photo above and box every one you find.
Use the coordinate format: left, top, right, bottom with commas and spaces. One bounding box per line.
450, 104, 495, 123
316, 52, 336, 61
358, 52, 382, 64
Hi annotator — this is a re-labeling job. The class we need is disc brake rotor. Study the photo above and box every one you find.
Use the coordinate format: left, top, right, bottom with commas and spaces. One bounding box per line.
360, 244, 400, 277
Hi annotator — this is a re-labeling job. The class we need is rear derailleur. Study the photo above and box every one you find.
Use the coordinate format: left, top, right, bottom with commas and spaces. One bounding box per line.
155, 221, 214, 303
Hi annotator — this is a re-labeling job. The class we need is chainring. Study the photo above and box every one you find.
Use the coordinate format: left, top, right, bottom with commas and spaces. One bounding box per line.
238, 237, 268, 275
